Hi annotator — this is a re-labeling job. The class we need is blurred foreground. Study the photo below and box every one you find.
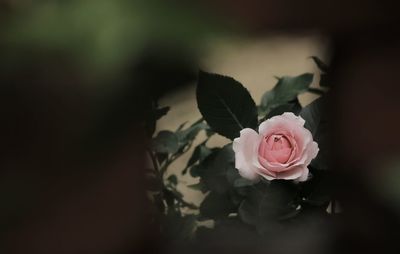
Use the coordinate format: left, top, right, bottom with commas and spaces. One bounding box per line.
1, 0, 400, 253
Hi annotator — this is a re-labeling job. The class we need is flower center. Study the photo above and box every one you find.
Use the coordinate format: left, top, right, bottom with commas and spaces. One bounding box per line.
268, 134, 291, 151
259, 134, 293, 164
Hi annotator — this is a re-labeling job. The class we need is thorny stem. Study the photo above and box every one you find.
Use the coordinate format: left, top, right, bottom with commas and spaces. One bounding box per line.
149, 118, 208, 211
148, 143, 199, 210
147, 148, 161, 173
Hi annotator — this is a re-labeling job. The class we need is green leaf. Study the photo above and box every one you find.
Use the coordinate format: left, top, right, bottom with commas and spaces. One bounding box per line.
310, 56, 329, 73
300, 98, 322, 135
300, 169, 332, 207
164, 212, 197, 241
264, 98, 302, 120
300, 97, 330, 170
226, 166, 242, 185
183, 142, 212, 174
189, 147, 221, 178
167, 175, 178, 185
198, 144, 236, 194
238, 191, 260, 225
196, 71, 258, 140
174, 121, 208, 155
178, 215, 197, 239
177, 121, 207, 143
200, 192, 236, 219
238, 181, 299, 230
189, 164, 203, 178
233, 178, 255, 188
205, 127, 215, 137
260, 73, 313, 115
259, 181, 299, 220
152, 130, 179, 154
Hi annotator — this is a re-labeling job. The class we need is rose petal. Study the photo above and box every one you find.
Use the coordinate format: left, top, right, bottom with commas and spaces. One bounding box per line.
258, 112, 305, 136
297, 167, 310, 182
291, 126, 313, 160
258, 171, 277, 181
233, 128, 262, 181
281, 112, 305, 127
264, 148, 292, 163
258, 156, 286, 173
276, 166, 305, 180
303, 141, 319, 165
275, 127, 316, 169
258, 115, 312, 168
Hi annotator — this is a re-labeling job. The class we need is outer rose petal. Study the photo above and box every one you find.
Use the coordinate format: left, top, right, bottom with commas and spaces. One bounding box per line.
258, 112, 305, 136
281, 112, 305, 126
297, 167, 310, 182
232, 128, 262, 181
258, 171, 278, 181
291, 125, 313, 160
275, 166, 305, 180
303, 141, 319, 165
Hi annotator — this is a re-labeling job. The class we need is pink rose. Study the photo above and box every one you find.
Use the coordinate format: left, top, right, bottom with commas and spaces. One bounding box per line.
232, 112, 319, 182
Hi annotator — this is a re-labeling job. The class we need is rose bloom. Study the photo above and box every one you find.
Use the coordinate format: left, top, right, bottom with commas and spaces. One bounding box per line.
233, 112, 319, 182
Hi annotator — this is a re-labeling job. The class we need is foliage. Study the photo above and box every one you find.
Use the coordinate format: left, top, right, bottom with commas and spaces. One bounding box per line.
197, 71, 258, 140
147, 57, 332, 241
